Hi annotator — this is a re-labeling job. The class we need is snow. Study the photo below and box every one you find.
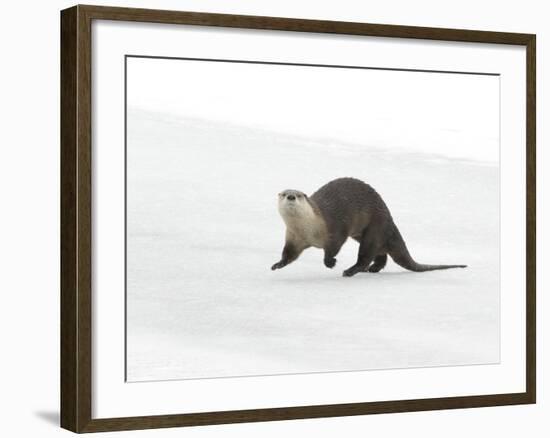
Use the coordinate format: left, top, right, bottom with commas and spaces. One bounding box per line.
126, 109, 500, 382
127, 57, 500, 163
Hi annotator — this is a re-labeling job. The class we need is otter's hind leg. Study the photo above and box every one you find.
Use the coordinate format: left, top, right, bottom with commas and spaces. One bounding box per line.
366, 254, 387, 273
343, 228, 382, 277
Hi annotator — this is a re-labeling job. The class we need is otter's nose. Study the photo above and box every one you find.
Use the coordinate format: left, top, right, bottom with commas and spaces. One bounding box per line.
287, 195, 296, 201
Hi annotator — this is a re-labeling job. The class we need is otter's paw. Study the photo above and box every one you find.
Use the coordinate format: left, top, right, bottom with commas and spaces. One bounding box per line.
342, 267, 359, 277
324, 257, 337, 269
271, 261, 286, 270
367, 264, 383, 273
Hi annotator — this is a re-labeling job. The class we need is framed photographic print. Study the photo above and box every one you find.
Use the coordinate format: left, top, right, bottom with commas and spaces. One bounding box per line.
60, 4, 536, 433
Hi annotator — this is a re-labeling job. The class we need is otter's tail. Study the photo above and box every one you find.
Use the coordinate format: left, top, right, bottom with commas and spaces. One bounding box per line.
388, 223, 467, 272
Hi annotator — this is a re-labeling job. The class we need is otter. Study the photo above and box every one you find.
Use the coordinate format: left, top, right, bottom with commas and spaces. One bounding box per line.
271, 177, 467, 277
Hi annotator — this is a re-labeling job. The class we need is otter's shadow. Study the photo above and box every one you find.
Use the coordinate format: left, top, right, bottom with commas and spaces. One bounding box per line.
271, 270, 417, 284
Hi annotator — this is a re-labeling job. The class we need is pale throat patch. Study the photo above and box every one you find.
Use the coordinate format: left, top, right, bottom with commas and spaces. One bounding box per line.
278, 199, 327, 248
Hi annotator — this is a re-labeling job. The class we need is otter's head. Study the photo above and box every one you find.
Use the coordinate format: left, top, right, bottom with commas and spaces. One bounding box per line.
277, 189, 312, 221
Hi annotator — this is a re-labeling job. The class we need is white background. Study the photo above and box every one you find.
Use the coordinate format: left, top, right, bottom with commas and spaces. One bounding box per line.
99, 22, 522, 417
0, 0, 546, 437
125, 59, 501, 383
97, 20, 514, 414
128, 58, 500, 162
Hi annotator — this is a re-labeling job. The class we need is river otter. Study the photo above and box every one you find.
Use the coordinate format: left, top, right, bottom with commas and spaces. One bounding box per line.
271, 177, 467, 277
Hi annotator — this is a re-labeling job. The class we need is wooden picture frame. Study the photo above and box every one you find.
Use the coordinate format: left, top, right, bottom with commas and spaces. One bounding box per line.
61, 4, 536, 433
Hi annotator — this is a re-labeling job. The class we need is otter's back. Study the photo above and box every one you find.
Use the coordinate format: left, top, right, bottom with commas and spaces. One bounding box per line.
310, 178, 390, 233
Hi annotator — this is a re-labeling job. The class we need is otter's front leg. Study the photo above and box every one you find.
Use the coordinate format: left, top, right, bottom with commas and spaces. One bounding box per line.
271, 242, 303, 270
323, 234, 347, 269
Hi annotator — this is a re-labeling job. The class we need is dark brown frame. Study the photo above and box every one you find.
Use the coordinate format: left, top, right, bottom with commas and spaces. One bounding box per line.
61, 4, 536, 433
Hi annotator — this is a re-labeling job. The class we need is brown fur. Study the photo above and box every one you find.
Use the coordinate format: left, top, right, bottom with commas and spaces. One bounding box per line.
272, 177, 467, 277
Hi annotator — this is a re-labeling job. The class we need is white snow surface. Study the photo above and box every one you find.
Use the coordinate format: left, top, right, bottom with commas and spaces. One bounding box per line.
126, 109, 500, 382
